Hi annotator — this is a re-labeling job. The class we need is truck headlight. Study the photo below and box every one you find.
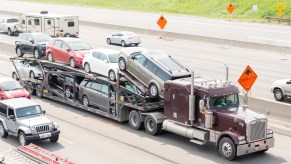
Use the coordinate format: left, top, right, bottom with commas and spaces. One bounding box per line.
267, 129, 273, 138
49, 124, 54, 131
238, 135, 245, 140
238, 135, 246, 144
31, 127, 37, 134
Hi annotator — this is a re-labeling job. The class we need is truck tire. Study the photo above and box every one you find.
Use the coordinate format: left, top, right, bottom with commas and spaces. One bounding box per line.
19, 132, 29, 146
36, 85, 43, 98
129, 110, 143, 130
118, 57, 126, 71
274, 88, 284, 101
16, 47, 24, 57
50, 135, 59, 142
0, 122, 8, 138
26, 82, 35, 95
144, 115, 162, 135
219, 137, 236, 161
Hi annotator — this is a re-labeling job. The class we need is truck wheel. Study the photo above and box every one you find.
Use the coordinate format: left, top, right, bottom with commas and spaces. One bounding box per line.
26, 82, 35, 95
274, 88, 284, 101
16, 47, 24, 57
149, 83, 158, 98
219, 137, 236, 161
144, 115, 162, 135
118, 57, 126, 71
19, 132, 29, 146
50, 135, 59, 142
0, 122, 8, 138
8, 28, 12, 36
34, 49, 40, 59
36, 85, 43, 98
129, 110, 143, 130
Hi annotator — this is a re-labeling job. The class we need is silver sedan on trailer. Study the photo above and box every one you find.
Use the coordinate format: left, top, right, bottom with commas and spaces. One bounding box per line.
106, 31, 141, 47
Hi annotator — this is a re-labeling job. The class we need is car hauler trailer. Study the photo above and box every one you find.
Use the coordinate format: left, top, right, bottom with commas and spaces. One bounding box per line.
11, 57, 274, 160
0, 143, 73, 164
18, 11, 79, 37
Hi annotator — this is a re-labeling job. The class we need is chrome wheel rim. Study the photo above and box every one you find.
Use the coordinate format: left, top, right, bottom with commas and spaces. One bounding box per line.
150, 85, 157, 97
131, 115, 138, 127
146, 119, 154, 132
121, 41, 125, 47
107, 38, 111, 44
36, 86, 42, 96
222, 142, 232, 157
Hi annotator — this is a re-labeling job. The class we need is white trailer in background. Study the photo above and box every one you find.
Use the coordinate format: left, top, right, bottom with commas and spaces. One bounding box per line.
18, 11, 79, 37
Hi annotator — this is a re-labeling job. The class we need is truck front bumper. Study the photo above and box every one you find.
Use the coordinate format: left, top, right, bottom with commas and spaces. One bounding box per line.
237, 137, 274, 156
26, 130, 60, 141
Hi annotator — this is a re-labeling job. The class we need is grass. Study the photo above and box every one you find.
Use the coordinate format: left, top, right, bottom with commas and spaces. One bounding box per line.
24, 0, 291, 22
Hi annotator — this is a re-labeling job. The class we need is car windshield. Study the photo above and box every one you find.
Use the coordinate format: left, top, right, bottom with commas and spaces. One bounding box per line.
1, 81, 23, 91
7, 18, 18, 23
32, 34, 51, 42
210, 94, 239, 110
107, 53, 118, 63
69, 42, 92, 51
16, 105, 42, 118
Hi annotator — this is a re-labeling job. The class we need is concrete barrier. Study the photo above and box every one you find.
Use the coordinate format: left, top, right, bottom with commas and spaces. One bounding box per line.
2, 10, 291, 54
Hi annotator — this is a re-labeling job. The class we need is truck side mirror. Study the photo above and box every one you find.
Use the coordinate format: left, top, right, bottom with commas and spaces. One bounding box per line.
9, 115, 15, 120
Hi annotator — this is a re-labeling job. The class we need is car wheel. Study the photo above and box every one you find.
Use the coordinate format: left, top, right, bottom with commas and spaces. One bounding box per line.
7, 28, 12, 36
47, 52, 54, 62
107, 38, 111, 44
65, 87, 72, 98
29, 71, 35, 78
36, 85, 43, 98
128, 110, 143, 130
69, 58, 76, 68
0, 122, 8, 138
149, 83, 158, 98
84, 63, 91, 73
19, 132, 29, 146
34, 49, 40, 59
12, 72, 18, 80
16, 47, 24, 57
274, 88, 284, 101
50, 135, 59, 142
121, 40, 126, 47
219, 137, 237, 161
144, 115, 162, 136
134, 43, 139, 46
118, 57, 126, 71
109, 70, 116, 81
26, 82, 35, 95
82, 95, 89, 107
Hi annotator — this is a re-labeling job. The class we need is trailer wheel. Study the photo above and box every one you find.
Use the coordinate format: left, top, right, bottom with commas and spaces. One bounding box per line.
129, 110, 143, 130
36, 85, 43, 98
50, 135, 59, 142
218, 137, 237, 161
26, 82, 35, 95
144, 115, 162, 135
19, 132, 29, 146
16, 47, 24, 57
0, 122, 8, 138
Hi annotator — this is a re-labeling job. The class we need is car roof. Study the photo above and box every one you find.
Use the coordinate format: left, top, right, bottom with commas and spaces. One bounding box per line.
0, 98, 39, 109
0, 77, 16, 83
52, 37, 83, 42
119, 47, 148, 55
90, 48, 119, 54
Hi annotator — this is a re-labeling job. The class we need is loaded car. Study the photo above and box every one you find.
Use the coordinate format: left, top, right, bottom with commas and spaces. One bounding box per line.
0, 17, 19, 36
118, 47, 191, 97
83, 48, 119, 81
0, 77, 30, 100
271, 79, 291, 101
0, 98, 60, 146
12, 60, 43, 79
46, 37, 92, 67
106, 31, 141, 47
15, 33, 52, 59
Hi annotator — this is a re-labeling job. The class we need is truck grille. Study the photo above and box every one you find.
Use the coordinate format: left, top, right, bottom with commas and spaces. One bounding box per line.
249, 120, 266, 141
36, 125, 50, 133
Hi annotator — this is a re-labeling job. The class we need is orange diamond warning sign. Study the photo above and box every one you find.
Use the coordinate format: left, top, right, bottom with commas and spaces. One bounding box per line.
227, 4, 235, 14
157, 15, 167, 29
238, 65, 258, 92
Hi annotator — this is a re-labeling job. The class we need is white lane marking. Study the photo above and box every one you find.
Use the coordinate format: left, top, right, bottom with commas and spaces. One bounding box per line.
249, 36, 291, 43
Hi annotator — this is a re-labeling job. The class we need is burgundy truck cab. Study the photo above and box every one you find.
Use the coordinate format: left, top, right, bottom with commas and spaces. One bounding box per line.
163, 77, 274, 160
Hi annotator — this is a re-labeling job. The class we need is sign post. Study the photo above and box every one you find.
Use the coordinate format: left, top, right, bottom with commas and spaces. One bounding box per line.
227, 4, 234, 20
252, 4, 258, 22
157, 15, 167, 39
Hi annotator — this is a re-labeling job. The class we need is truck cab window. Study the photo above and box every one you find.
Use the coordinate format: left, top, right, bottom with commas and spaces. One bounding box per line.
68, 22, 74, 27
8, 108, 14, 117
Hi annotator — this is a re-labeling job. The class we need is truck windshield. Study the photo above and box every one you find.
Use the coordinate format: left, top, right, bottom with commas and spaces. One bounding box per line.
210, 94, 239, 109
16, 105, 42, 118
1, 81, 23, 91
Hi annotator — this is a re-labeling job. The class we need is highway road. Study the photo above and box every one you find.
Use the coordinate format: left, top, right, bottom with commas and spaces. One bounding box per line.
1, 0, 291, 48
1, 23, 291, 102
0, 55, 290, 163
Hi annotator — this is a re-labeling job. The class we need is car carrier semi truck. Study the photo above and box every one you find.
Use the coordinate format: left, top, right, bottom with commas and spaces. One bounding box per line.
11, 57, 274, 161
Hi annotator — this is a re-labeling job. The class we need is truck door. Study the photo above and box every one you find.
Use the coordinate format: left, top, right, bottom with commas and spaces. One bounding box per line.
44, 18, 55, 36
6, 108, 17, 133
169, 90, 188, 123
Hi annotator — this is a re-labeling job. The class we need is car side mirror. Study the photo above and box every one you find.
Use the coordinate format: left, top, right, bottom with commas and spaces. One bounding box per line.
66, 48, 71, 52
42, 110, 46, 114
9, 115, 15, 120
29, 40, 34, 44
131, 56, 135, 59
104, 59, 109, 63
